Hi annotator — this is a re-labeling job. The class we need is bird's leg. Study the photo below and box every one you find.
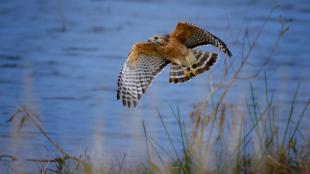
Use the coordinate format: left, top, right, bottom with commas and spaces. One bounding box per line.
180, 66, 192, 78
174, 59, 191, 78
185, 56, 197, 76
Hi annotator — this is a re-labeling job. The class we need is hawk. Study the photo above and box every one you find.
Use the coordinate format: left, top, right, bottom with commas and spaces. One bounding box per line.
117, 21, 232, 107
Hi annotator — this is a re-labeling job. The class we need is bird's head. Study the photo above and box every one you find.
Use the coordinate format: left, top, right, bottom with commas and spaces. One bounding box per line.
148, 34, 169, 46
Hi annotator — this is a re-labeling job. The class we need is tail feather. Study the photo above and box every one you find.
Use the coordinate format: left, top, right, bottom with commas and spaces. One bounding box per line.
169, 50, 217, 84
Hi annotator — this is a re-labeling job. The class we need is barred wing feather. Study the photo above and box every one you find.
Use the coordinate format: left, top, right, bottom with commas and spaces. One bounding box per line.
172, 22, 232, 57
117, 53, 169, 107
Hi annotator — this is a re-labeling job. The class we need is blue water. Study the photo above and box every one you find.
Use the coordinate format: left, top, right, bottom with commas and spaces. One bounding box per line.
0, 0, 309, 171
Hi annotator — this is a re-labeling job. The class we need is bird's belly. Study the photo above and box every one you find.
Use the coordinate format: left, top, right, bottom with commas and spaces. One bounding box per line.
169, 52, 196, 67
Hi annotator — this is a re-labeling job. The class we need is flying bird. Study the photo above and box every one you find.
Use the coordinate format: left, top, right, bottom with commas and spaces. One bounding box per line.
117, 21, 232, 107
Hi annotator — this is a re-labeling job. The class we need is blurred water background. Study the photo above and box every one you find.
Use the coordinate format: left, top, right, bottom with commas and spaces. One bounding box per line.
0, 0, 309, 171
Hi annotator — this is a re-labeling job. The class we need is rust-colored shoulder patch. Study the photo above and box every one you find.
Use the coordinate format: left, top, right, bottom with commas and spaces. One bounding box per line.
171, 22, 196, 43
127, 42, 162, 64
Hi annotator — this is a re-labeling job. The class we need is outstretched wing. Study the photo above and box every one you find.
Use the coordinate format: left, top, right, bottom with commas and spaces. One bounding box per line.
117, 42, 170, 108
171, 21, 232, 57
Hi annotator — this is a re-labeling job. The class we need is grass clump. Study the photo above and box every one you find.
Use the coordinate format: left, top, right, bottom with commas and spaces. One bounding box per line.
141, 77, 309, 174
2, 85, 309, 174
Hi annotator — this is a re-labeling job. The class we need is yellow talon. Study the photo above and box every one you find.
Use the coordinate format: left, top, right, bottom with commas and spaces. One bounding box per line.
181, 65, 197, 78
185, 72, 192, 78
184, 70, 197, 78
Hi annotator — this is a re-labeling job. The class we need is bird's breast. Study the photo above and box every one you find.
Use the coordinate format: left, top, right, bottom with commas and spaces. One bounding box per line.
161, 40, 188, 61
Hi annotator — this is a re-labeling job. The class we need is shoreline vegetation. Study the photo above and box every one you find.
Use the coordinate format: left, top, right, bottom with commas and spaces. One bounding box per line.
1, 7, 310, 174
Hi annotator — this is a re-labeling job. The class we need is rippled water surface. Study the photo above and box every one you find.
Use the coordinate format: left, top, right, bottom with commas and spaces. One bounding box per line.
0, 0, 309, 169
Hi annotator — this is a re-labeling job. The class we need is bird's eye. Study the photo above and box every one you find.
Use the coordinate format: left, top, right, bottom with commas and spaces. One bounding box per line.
154, 36, 158, 40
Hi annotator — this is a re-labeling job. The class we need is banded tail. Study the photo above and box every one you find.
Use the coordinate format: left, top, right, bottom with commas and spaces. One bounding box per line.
169, 50, 217, 84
